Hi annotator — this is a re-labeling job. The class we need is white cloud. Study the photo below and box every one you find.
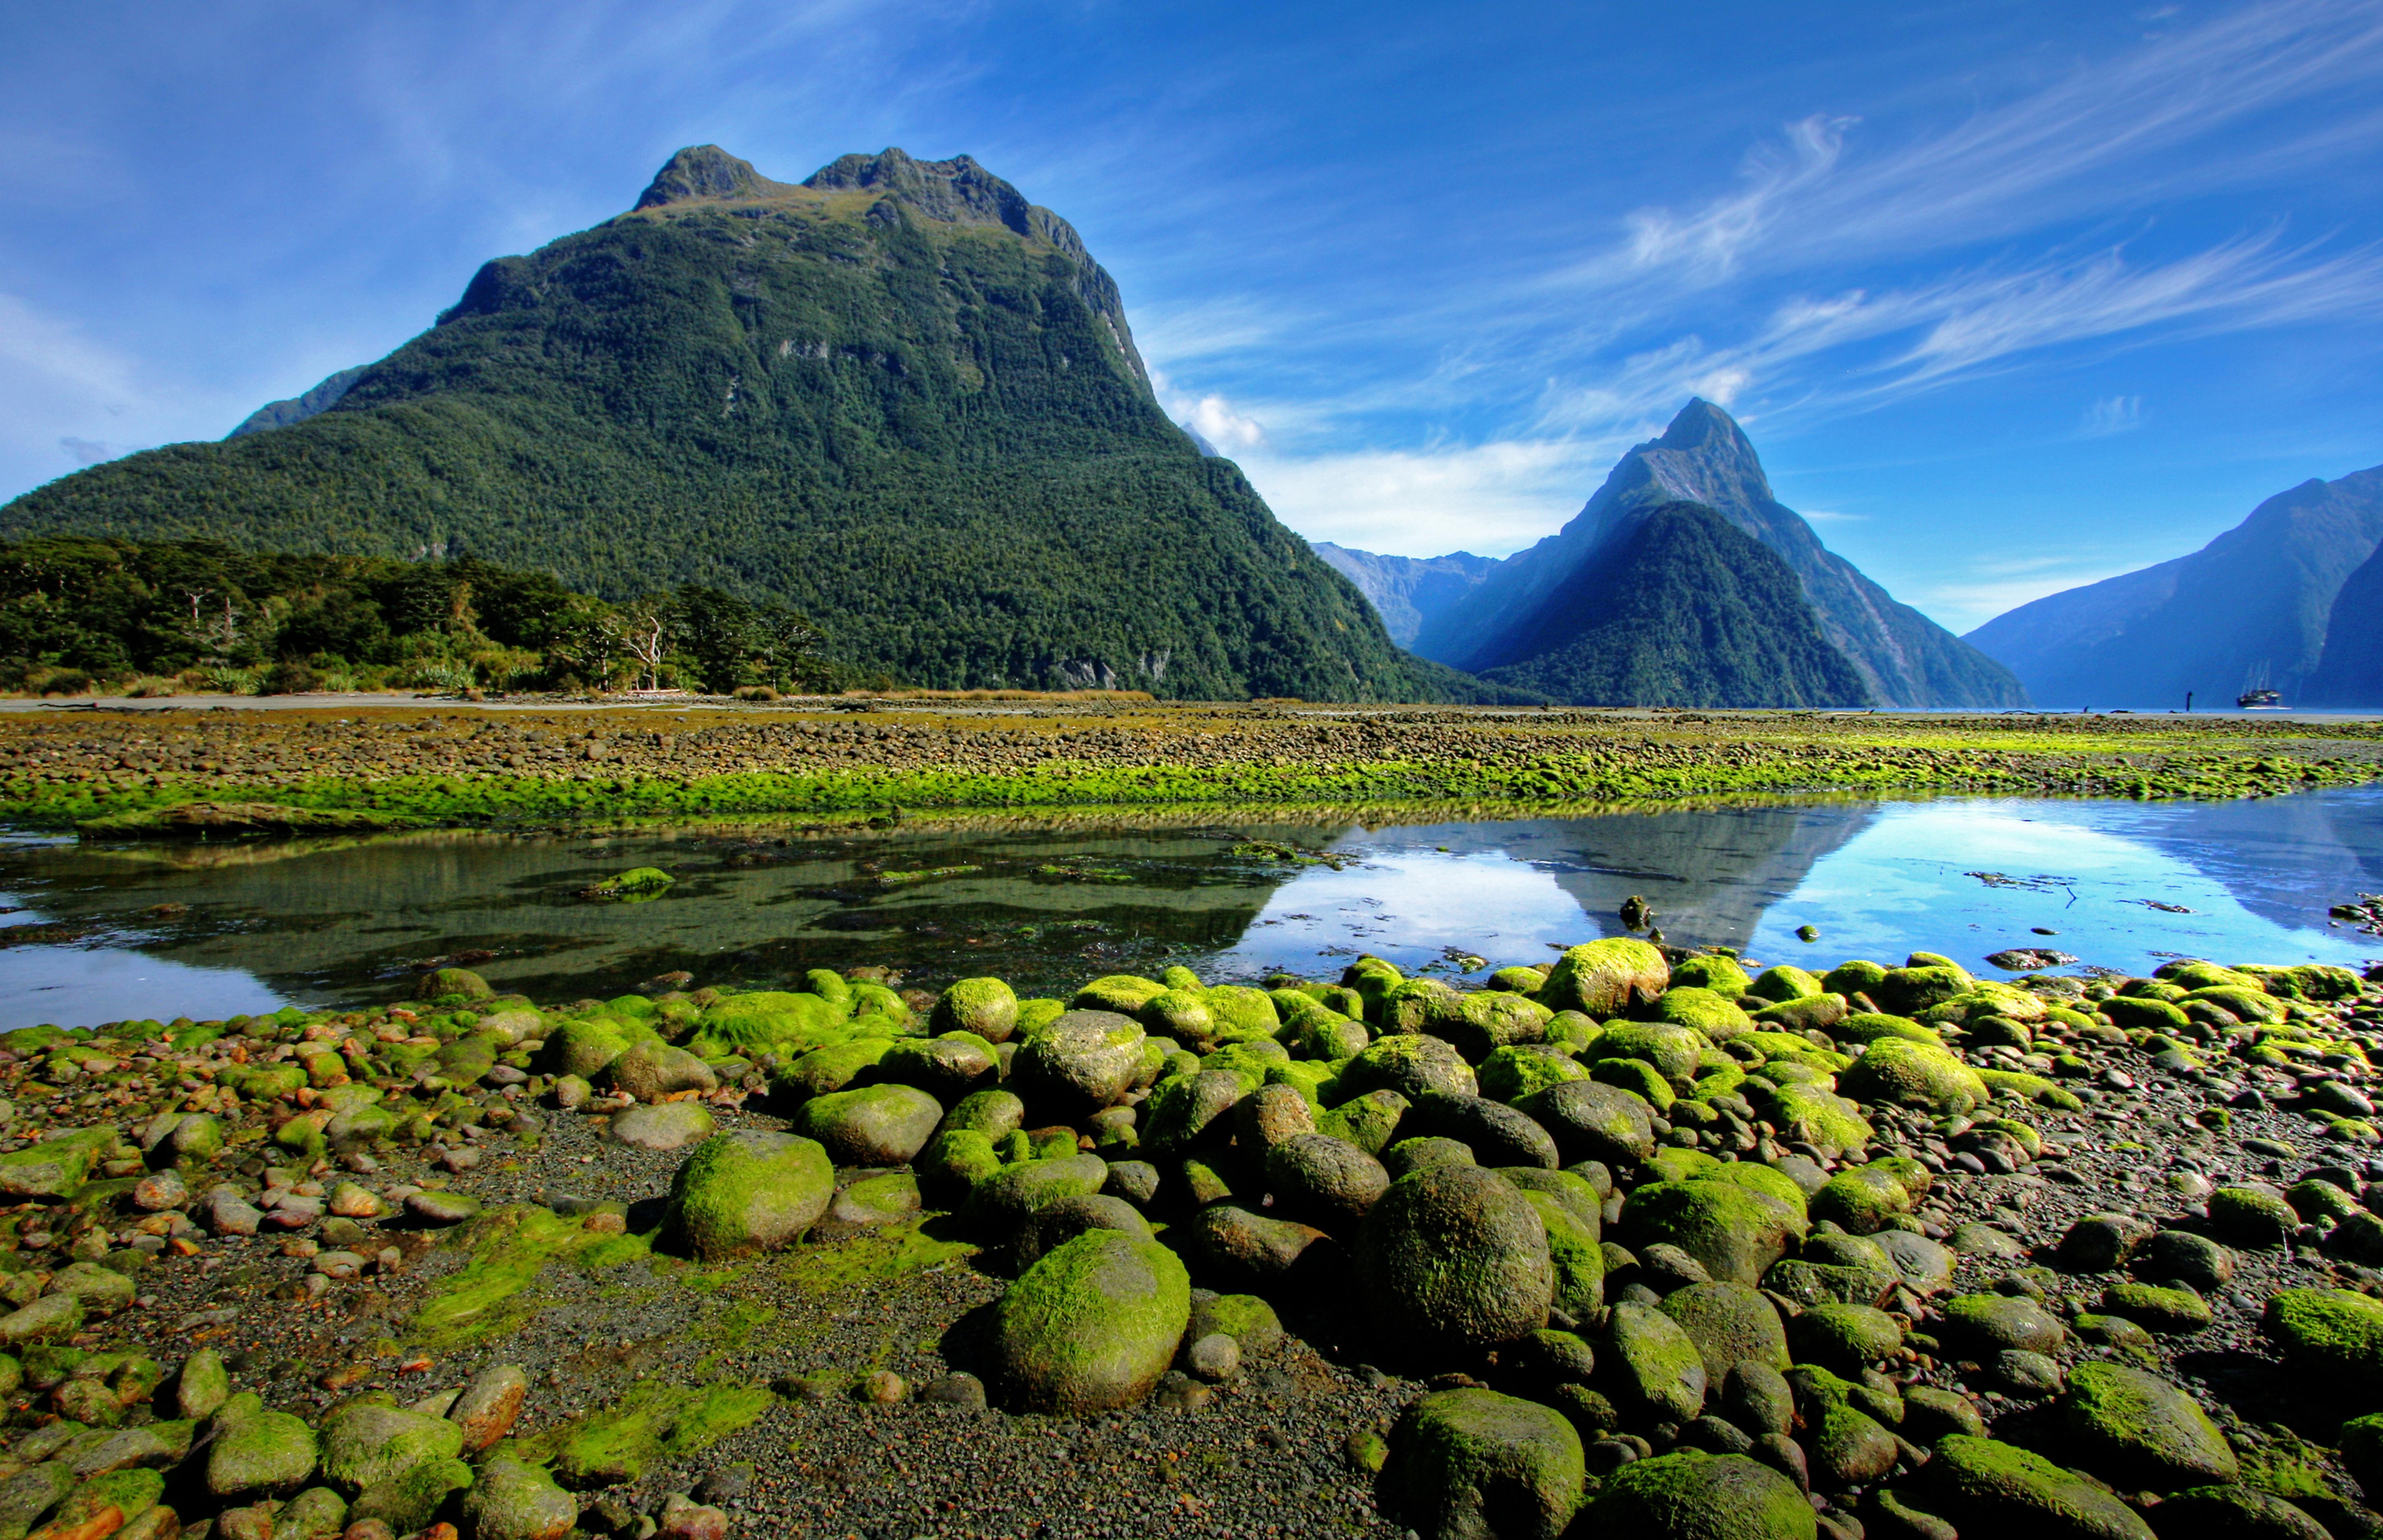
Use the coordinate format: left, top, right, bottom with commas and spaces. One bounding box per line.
2080, 396, 2145, 438
1236, 438, 1607, 558
1801, 509, 1865, 523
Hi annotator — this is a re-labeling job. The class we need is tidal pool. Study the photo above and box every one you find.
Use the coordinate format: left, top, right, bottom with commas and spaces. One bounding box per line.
3, 788, 2379, 1030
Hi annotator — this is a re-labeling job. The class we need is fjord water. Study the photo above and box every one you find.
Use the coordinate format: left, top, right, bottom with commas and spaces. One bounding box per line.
2, 789, 2379, 1031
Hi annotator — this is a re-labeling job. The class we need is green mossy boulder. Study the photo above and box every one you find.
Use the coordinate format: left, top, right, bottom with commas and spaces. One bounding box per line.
964, 1153, 1112, 1233
1585, 1449, 1816, 1540
1749, 965, 1824, 1004
1838, 1036, 1987, 1113
2057, 1362, 2238, 1492
664, 1131, 834, 1260
1655, 988, 1755, 1040
1316, 1088, 1410, 1156
1140, 1069, 1251, 1154
1601, 1301, 1708, 1424
932, 977, 1020, 1043
2210, 1185, 2301, 1247
771, 1038, 893, 1100
460, 1455, 579, 1540
1541, 939, 1670, 1019
1661, 1281, 1789, 1382
0, 1135, 104, 1202
1922, 1434, 2155, 1540
2151, 1486, 2332, 1540
206, 1395, 320, 1499
1013, 1010, 1148, 1116
1592, 1022, 1705, 1081
1356, 1164, 1554, 1361
1338, 1034, 1479, 1102
1519, 1080, 1658, 1165
792, 1083, 944, 1165
1942, 1293, 2069, 1356
1267, 1134, 1391, 1233
2263, 1288, 2383, 1402
1619, 1178, 1809, 1286
876, 1034, 1000, 1102
1671, 954, 1754, 998
992, 1230, 1190, 1413
1749, 1081, 1871, 1157
1388, 1387, 1586, 1540
1789, 1303, 1904, 1373
1477, 1046, 1587, 1104
1522, 1189, 1607, 1319
319, 1402, 465, 1494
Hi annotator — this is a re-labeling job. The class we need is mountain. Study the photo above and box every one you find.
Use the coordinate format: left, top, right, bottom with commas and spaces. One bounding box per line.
0, 145, 1501, 704
2291, 533, 2383, 706
1412, 400, 2026, 708
1466, 501, 1873, 707
225, 365, 371, 439
1311, 543, 1497, 647
1964, 465, 2383, 708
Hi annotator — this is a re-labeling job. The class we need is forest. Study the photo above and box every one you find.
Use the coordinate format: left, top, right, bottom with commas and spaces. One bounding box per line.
0, 535, 857, 697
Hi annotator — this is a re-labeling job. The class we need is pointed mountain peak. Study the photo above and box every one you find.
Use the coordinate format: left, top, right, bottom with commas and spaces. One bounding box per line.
635, 146, 795, 210
1657, 397, 1753, 453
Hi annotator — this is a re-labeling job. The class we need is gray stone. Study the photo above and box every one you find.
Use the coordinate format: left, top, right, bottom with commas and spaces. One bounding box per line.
607, 1100, 716, 1150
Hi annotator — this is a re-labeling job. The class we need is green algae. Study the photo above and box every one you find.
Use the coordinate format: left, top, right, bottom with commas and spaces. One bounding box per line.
407, 1205, 646, 1347
531, 1376, 777, 1489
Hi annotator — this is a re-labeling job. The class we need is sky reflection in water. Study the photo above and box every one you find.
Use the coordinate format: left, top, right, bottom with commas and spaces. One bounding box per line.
2, 789, 2379, 1030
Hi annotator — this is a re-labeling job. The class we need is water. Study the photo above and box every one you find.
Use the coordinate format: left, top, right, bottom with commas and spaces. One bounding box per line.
3, 789, 2381, 1030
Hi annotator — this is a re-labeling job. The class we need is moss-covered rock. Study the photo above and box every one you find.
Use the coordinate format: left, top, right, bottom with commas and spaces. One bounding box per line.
206, 1395, 319, 1498
1356, 1164, 1553, 1360
1661, 1281, 1788, 1382
1749, 965, 1824, 1004
1315, 1087, 1409, 1155
770, 1038, 893, 1100
664, 1131, 834, 1260
2151, 1486, 2331, 1540
2099, 1281, 2213, 1334
1619, 1178, 1809, 1286
1138, 988, 1217, 1048
1477, 1046, 1587, 1104
1518, 1079, 1657, 1165
1013, 1009, 1147, 1116
1386, 1136, 1478, 1179
460, 1455, 578, 1540
1655, 987, 1756, 1040
1266, 1134, 1390, 1233
1184, 1204, 1335, 1292
1871, 963, 1973, 1018
1600, 1301, 1708, 1424
1338, 1034, 1479, 1102
932, 977, 1020, 1043
1837, 1038, 1987, 1113
1388, 1387, 1585, 1540
319, 1402, 465, 1495
876, 1034, 1000, 1102
964, 1153, 1111, 1233
1585, 1449, 1815, 1540
1422, 990, 1554, 1063
1523, 1189, 1607, 1320
2263, 1288, 2383, 1402
1593, 1055, 1677, 1112
2055, 1362, 2236, 1492
993, 1230, 1190, 1413
2210, 1185, 2301, 1247
1542, 939, 1669, 1019
1810, 1164, 1921, 1235
1748, 1080, 1871, 1157
1942, 1293, 2069, 1356
1410, 1092, 1560, 1169
1923, 1434, 2154, 1540
0, 1134, 104, 1202
792, 1083, 946, 1165
1789, 1303, 1904, 1374
1593, 1022, 1705, 1080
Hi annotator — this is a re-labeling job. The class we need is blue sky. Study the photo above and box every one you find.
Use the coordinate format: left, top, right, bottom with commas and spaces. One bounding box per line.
4, 1, 2381, 631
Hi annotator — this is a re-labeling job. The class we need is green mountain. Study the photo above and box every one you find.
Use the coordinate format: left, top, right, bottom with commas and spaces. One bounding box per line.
1415, 400, 2025, 708
0, 146, 1507, 703
1472, 500, 1875, 708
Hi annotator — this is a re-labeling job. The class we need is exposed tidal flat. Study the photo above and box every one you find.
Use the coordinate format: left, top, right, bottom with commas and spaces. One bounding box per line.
4, 701, 2383, 833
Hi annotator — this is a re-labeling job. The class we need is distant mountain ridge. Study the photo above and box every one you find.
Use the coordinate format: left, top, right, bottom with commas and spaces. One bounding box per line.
2, 145, 1522, 704
1311, 544, 1497, 647
1344, 400, 2023, 707
1965, 465, 2383, 708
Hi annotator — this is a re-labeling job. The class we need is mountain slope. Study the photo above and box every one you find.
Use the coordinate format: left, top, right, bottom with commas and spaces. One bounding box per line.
1964, 465, 2383, 708
226, 365, 371, 439
1413, 400, 2025, 708
0, 146, 1482, 703
1311, 543, 1496, 647
2291, 538, 2383, 706
1472, 500, 1874, 708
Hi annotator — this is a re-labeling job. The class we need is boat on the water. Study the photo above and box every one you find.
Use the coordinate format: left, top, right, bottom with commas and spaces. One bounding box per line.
2238, 665, 2286, 709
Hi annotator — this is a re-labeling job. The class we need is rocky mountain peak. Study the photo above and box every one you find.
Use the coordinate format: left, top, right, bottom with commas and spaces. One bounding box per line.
1629, 398, 1775, 511
801, 148, 1039, 238
634, 145, 794, 210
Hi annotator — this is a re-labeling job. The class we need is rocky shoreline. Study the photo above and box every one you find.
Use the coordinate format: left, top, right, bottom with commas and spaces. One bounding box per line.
0, 930, 2379, 1539
4, 702, 2380, 832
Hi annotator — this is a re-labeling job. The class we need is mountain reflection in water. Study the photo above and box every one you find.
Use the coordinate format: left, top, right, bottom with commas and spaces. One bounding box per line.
2, 788, 2378, 1030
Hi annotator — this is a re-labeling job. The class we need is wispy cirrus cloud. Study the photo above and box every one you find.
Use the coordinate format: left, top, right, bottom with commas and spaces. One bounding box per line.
2079, 396, 2145, 438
